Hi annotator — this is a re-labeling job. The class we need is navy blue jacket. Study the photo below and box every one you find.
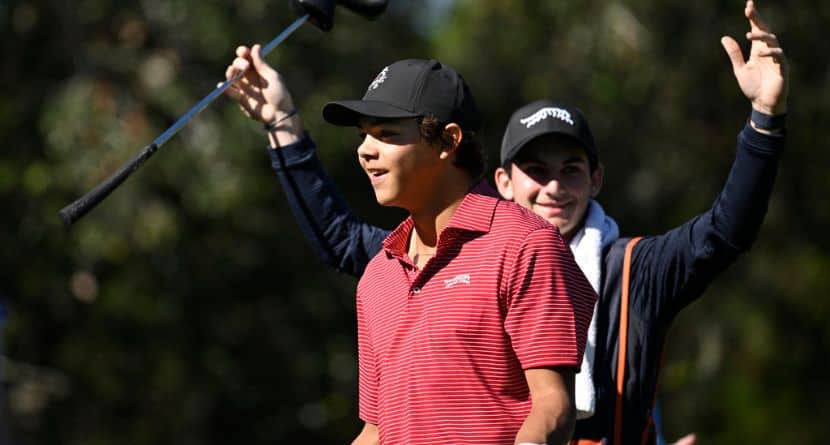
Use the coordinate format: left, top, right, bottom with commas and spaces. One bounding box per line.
268, 123, 784, 444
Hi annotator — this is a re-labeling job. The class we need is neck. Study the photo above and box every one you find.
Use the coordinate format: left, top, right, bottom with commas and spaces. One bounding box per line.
564, 206, 592, 243
409, 171, 474, 249
563, 226, 579, 244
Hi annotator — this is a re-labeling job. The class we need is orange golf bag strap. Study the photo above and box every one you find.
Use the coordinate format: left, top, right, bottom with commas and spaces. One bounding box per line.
572, 236, 642, 445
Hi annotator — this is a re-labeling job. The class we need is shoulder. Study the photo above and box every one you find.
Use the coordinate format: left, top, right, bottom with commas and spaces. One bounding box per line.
486, 201, 572, 265
604, 237, 634, 260
491, 199, 560, 237
603, 236, 652, 269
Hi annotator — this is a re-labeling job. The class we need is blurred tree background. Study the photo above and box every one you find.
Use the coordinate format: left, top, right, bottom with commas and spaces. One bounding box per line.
1, 0, 828, 443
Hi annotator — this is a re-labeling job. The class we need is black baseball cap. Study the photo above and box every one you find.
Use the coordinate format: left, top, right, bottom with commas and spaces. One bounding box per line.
322, 59, 481, 131
500, 99, 597, 166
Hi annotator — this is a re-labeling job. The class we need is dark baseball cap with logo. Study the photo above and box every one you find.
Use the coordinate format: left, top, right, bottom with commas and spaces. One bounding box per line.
322, 59, 481, 131
500, 99, 598, 167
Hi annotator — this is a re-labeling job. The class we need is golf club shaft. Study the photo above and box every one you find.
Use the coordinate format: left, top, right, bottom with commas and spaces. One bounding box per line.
59, 14, 309, 226
155, 14, 309, 147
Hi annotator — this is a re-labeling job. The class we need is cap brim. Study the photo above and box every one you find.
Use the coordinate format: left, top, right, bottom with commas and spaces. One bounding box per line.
503, 130, 595, 164
322, 100, 419, 127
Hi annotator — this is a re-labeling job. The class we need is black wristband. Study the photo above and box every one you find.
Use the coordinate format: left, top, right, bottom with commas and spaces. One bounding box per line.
264, 108, 299, 132
750, 109, 787, 131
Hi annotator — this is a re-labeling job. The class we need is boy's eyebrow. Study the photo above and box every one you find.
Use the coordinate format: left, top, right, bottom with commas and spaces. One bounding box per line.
364, 126, 404, 137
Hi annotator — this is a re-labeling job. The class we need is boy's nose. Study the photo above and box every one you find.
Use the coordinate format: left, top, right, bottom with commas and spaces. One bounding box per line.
357, 136, 379, 161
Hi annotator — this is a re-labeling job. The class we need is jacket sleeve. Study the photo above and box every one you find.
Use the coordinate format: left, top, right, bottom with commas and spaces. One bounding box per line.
268, 134, 389, 277
631, 121, 785, 323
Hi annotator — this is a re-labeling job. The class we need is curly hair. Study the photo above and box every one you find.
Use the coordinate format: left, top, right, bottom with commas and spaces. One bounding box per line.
418, 116, 487, 180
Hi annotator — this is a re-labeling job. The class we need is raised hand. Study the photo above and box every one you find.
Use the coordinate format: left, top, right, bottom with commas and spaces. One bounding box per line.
720, 1, 788, 115
222, 44, 297, 124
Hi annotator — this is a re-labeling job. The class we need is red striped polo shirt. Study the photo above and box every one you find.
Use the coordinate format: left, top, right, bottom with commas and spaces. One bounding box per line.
355, 181, 597, 444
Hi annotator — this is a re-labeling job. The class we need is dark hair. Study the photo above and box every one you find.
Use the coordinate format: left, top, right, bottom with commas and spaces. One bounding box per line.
418, 116, 487, 179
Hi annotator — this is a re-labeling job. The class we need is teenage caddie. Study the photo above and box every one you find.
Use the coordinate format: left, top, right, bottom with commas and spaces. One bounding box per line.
224, 56, 598, 444
223, 1, 787, 443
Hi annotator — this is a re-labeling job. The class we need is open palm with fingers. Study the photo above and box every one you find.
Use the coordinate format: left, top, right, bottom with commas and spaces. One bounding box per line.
720, 0, 788, 115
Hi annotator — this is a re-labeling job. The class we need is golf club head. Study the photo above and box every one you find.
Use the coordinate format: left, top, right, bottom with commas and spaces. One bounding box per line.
290, 0, 387, 30
335, 0, 388, 19
291, 0, 335, 31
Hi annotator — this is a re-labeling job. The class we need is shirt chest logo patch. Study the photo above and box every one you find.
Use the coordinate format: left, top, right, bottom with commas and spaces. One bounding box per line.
443, 274, 471, 288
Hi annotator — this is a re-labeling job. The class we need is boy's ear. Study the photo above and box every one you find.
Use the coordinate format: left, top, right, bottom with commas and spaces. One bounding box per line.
438, 123, 463, 160
494, 166, 515, 200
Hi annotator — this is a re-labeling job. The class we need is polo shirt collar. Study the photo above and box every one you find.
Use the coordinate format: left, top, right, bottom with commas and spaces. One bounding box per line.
382, 180, 500, 258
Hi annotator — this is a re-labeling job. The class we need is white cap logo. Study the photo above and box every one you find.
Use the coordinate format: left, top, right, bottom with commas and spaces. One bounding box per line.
367, 66, 389, 91
519, 107, 575, 128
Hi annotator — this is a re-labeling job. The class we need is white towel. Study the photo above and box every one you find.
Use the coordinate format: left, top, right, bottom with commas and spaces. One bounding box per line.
568, 200, 619, 420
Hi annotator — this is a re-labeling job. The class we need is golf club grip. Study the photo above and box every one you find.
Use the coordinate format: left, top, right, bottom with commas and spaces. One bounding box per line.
59, 143, 159, 226
336, 0, 387, 18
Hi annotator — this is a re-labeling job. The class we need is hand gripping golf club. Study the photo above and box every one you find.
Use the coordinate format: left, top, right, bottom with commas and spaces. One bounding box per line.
59, 0, 387, 226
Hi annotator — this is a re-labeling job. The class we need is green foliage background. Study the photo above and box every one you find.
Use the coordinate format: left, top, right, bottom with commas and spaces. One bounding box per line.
1, 0, 828, 443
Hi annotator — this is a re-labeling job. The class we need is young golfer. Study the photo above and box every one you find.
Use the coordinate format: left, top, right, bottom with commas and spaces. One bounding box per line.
224, 2, 787, 443
225, 57, 598, 444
